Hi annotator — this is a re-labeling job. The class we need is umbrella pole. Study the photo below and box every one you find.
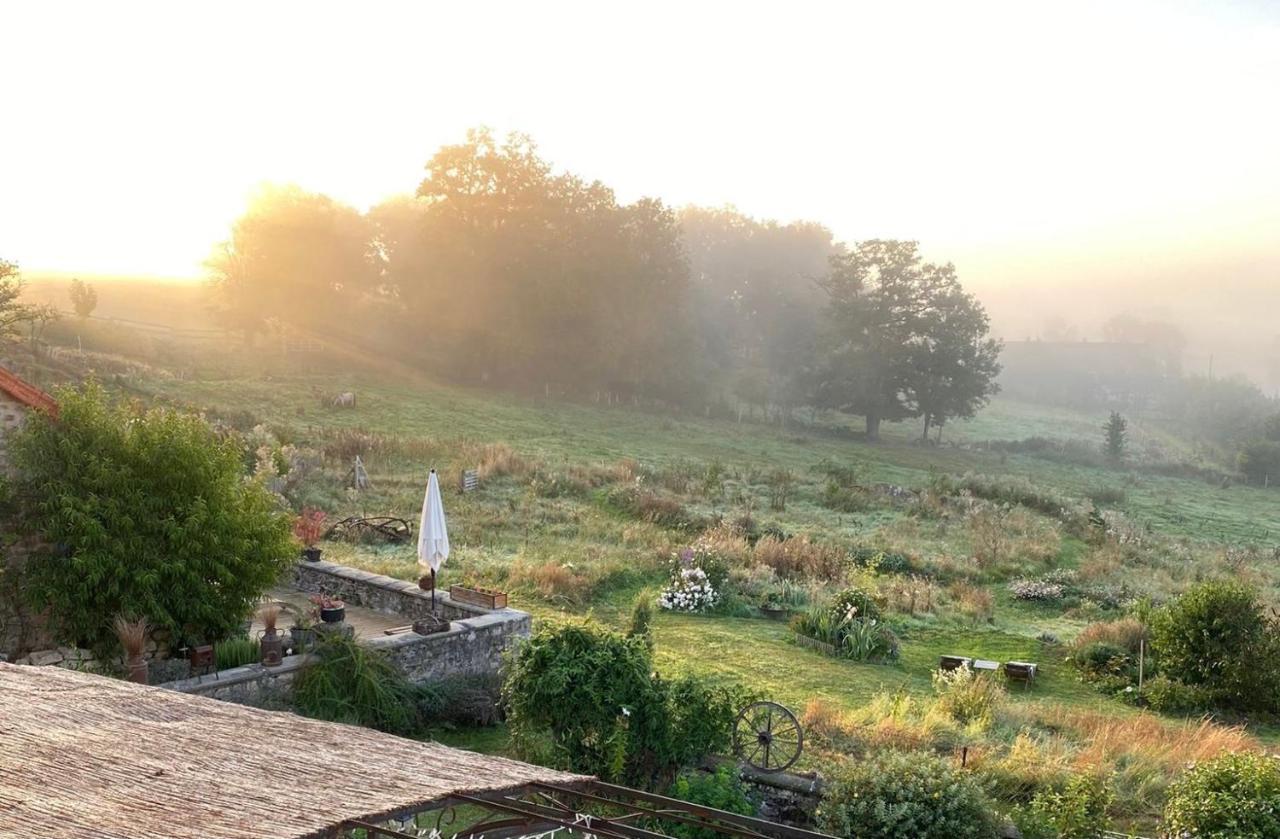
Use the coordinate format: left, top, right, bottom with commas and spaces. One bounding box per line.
431, 568, 437, 614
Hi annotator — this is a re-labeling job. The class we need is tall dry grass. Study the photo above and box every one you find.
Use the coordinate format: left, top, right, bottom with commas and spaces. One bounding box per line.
753, 536, 845, 580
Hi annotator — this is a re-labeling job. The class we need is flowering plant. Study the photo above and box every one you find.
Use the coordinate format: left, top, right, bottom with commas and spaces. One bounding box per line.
658, 567, 720, 612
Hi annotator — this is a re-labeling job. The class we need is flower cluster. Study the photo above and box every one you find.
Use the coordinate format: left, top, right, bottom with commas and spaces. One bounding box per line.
1007, 578, 1066, 602
658, 566, 720, 612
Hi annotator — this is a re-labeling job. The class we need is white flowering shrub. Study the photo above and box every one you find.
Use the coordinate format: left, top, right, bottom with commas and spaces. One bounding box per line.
659, 567, 720, 612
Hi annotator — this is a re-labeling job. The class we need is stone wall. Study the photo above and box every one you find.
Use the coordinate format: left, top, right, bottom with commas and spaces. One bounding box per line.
0, 390, 29, 472
161, 653, 308, 706
160, 561, 532, 706
291, 559, 490, 623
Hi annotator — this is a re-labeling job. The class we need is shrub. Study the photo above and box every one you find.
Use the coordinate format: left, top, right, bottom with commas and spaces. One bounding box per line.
1163, 752, 1280, 839
606, 486, 705, 532
504, 622, 742, 789
293, 632, 420, 736
830, 586, 882, 622
666, 767, 757, 838
932, 664, 1005, 726
1142, 675, 1215, 714
817, 750, 998, 839
849, 547, 912, 575
1008, 578, 1066, 602
627, 595, 654, 644
1148, 581, 1280, 712
753, 535, 844, 580
1238, 439, 1280, 486
820, 480, 874, 513
11, 383, 296, 656
791, 598, 898, 664
1018, 772, 1113, 839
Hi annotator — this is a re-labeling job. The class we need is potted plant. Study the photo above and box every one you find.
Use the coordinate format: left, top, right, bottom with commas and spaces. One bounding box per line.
759, 592, 792, 621
259, 603, 283, 666
289, 614, 316, 653
310, 594, 346, 624
293, 508, 328, 562
114, 615, 149, 684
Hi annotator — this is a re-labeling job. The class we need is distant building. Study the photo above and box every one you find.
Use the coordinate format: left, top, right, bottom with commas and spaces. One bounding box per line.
0, 367, 58, 472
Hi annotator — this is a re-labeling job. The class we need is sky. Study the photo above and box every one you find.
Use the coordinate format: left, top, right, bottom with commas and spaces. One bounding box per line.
1, 0, 1277, 359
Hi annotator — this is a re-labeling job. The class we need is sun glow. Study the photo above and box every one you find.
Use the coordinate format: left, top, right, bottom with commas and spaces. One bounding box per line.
1, 0, 1277, 299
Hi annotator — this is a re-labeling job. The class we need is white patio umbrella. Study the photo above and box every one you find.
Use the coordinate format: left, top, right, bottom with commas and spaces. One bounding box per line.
417, 468, 450, 611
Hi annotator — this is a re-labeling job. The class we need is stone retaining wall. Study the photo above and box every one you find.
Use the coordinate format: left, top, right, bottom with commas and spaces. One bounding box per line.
160, 561, 531, 706
291, 559, 487, 622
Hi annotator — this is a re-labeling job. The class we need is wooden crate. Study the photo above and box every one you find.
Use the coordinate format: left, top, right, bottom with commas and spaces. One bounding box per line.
459, 469, 479, 493
449, 584, 507, 609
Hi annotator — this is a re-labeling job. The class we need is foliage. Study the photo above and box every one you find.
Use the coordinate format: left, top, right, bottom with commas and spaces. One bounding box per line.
665, 767, 758, 839
849, 547, 912, 575
627, 595, 654, 645
292, 507, 328, 547
1103, 412, 1127, 464
814, 240, 1001, 439
1018, 773, 1113, 839
1163, 752, 1280, 839
504, 622, 742, 789
293, 631, 421, 736
932, 664, 1005, 726
1238, 439, 1280, 486
11, 382, 295, 655
1147, 581, 1280, 713
214, 636, 261, 670
659, 567, 720, 613
68, 278, 98, 319
791, 597, 899, 663
0, 258, 56, 340
817, 750, 998, 839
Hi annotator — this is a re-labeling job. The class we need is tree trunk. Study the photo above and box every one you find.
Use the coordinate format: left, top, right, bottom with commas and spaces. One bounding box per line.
921, 413, 932, 442
866, 413, 881, 440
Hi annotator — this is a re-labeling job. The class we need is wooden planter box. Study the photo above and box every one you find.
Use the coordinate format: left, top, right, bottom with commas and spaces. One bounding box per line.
794, 634, 839, 657
449, 585, 508, 609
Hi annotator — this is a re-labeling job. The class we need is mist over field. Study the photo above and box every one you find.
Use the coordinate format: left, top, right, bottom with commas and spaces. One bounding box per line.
3, 2, 1280, 837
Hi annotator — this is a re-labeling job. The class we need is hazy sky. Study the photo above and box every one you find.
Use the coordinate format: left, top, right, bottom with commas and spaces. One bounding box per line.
2, 0, 1277, 336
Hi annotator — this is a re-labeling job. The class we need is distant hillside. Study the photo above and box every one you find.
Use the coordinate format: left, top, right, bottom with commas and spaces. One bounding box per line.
20, 275, 217, 332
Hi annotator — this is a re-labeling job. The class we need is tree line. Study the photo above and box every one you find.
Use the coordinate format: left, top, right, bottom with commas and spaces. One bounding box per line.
207, 128, 1001, 439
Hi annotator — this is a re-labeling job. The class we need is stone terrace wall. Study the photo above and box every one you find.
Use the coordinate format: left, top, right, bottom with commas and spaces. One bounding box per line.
161, 561, 532, 706
291, 559, 487, 623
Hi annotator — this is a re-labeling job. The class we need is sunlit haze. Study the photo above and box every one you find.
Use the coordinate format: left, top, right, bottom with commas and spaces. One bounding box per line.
2, 1, 1277, 363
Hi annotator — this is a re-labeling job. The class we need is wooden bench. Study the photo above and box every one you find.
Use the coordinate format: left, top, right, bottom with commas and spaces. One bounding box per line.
938, 655, 973, 672
1004, 661, 1038, 688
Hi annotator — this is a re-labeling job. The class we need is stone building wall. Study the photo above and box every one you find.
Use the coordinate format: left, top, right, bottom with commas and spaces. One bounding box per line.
0, 390, 28, 472
291, 559, 491, 623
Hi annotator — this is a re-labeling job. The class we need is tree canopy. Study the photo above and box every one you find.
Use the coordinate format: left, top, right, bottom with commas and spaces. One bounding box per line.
207, 130, 1003, 437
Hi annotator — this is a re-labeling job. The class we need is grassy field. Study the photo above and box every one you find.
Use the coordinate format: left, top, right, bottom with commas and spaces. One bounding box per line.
124, 366, 1280, 828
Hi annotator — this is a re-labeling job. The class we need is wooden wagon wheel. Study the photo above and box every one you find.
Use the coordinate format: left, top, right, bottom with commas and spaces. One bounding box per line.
732, 701, 803, 773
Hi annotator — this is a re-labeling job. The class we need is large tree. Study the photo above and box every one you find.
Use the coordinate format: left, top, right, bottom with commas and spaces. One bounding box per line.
207, 185, 375, 339
398, 128, 693, 393
814, 240, 1000, 440
905, 280, 1003, 441
680, 206, 837, 418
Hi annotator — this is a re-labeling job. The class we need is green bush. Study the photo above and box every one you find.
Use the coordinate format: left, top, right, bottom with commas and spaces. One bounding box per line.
932, 666, 1005, 726
817, 750, 998, 839
1163, 752, 1280, 839
1017, 772, 1113, 839
830, 586, 882, 621
1141, 675, 1215, 714
1238, 440, 1280, 486
293, 632, 420, 736
504, 622, 743, 789
666, 767, 757, 839
1148, 581, 1280, 712
849, 548, 912, 575
11, 383, 296, 656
